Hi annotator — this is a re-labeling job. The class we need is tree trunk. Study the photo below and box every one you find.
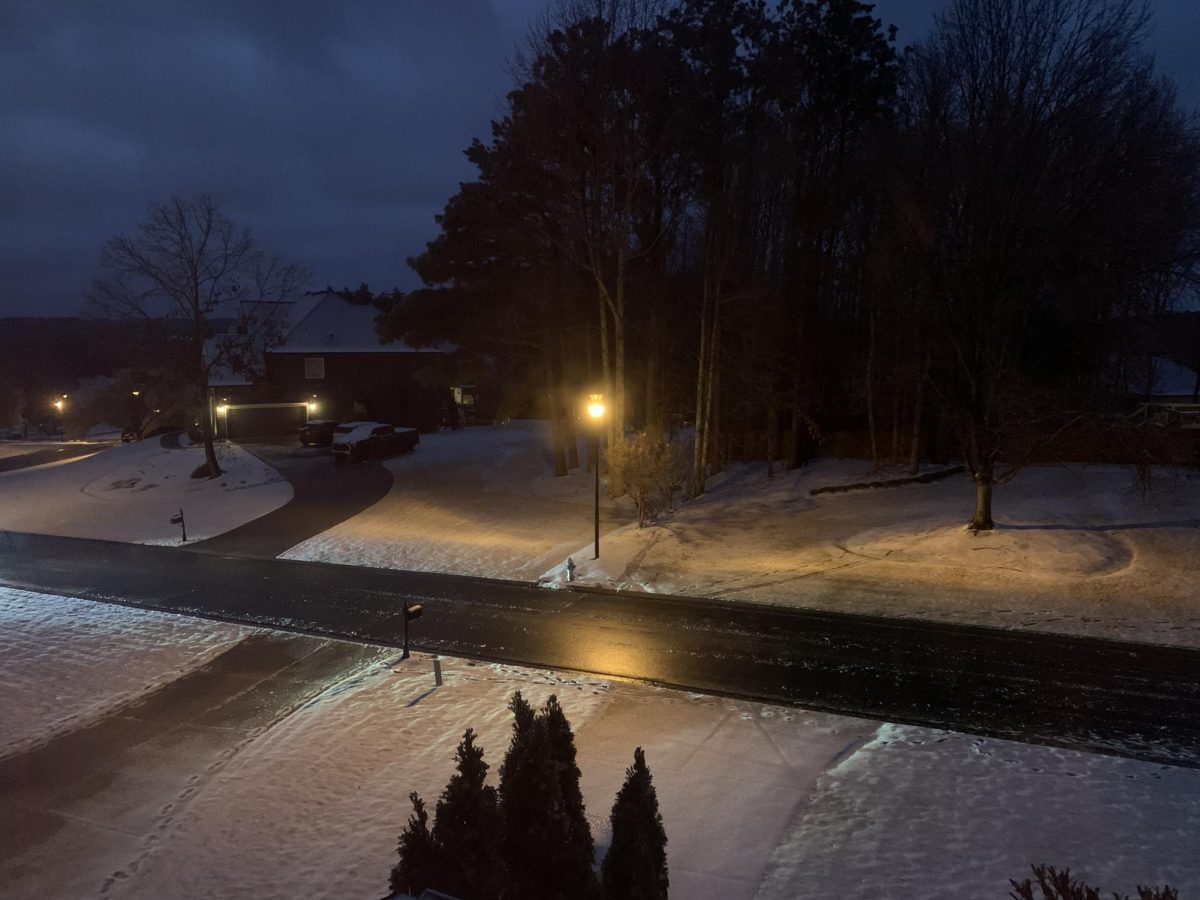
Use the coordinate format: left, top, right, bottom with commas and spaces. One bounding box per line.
766, 393, 777, 479
544, 346, 567, 477
562, 385, 579, 470
970, 463, 995, 532
866, 305, 879, 472
908, 364, 925, 476
197, 346, 221, 477
692, 269, 713, 496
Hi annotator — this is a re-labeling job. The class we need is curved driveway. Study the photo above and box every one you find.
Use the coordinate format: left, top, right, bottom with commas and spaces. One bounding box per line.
0, 442, 111, 472
186, 441, 393, 558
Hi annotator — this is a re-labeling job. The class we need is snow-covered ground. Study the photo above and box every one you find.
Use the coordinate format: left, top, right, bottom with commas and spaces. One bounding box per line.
2, 590, 1195, 899
0, 587, 252, 758
283, 423, 1200, 647
281, 421, 636, 579
90, 651, 1200, 899
0, 436, 291, 544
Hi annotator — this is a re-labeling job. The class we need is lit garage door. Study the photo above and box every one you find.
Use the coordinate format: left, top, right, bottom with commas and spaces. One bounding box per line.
225, 403, 308, 439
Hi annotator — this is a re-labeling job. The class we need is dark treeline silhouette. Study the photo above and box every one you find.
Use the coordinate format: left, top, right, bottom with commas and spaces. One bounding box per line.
379, 0, 1200, 530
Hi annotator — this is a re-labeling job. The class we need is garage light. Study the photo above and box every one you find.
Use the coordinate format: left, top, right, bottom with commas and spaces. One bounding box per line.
216, 405, 228, 416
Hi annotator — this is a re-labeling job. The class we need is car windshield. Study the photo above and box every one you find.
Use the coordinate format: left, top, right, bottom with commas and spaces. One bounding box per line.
333, 426, 354, 434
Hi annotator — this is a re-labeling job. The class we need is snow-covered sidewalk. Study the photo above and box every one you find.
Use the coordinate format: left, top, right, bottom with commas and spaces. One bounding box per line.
0, 436, 292, 544
0, 587, 252, 758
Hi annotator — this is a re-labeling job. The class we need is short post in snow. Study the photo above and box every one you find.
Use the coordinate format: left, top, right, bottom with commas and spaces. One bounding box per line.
170, 508, 186, 542
565, 557, 576, 582
433, 656, 443, 687
402, 601, 423, 660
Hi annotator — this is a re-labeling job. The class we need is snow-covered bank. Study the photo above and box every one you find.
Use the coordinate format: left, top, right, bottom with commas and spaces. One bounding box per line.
551, 461, 1200, 646
103, 652, 1199, 900
759, 723, 1200, 899
0, 587, 253, 759
281, 423, 1200, 647
0, 436, 292, 543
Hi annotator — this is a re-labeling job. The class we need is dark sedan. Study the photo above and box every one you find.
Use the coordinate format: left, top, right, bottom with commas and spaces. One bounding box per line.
331, 422, 419, 461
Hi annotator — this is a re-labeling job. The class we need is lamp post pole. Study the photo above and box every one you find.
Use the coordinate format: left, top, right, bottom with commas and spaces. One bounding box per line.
593, 430, 600, 560
586, 393, 606, 561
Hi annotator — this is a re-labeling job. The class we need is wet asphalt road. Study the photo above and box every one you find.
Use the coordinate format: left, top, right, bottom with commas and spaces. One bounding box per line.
2, 530, 1199, 768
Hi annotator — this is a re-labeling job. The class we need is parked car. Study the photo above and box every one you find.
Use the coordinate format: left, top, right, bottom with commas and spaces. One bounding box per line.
299, 419, 339, 447
331, 422, 419, 461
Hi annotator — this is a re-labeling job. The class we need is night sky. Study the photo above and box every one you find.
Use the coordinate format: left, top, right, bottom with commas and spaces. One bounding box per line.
3, 0, 1197, 318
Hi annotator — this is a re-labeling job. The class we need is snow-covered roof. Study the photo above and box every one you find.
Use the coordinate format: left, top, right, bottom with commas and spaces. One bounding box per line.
273, 292, 445, 355
1123, 356, 1199, 398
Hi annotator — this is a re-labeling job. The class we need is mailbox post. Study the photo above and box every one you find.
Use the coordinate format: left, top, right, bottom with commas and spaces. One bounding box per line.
402, 601, 424, 660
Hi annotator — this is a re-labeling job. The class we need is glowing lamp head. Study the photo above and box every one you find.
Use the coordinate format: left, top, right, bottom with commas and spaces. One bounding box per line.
53, 399, 64, 412
587, 394, 605, 420
307, 401, 319, 413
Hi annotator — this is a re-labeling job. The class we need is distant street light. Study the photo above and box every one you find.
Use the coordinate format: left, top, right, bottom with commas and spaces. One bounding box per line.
51, 395, 67, 440
587, 393, 606, 560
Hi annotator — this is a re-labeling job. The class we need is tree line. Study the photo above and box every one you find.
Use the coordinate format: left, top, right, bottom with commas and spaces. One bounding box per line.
379, 0, 1200, 530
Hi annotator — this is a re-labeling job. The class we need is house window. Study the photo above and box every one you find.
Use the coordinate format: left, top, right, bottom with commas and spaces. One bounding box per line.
304, 357, 325, 380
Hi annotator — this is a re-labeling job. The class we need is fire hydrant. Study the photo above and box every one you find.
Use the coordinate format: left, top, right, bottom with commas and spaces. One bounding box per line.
565, 557, 576, 582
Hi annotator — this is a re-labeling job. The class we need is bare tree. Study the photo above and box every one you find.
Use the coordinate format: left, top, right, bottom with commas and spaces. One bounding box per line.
88, 195, 308, 476
899, 0, 1200, 530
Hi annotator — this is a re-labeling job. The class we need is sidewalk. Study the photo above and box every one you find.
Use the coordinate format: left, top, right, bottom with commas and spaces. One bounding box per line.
0, 632, 388, 898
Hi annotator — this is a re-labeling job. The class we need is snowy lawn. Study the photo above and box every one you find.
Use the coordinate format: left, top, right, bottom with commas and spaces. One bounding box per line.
281, 420, 636, 579
0, 436, 291, 544
0, 587, 253, 758
283, 423, 1200, 647
98, 651, 1199, 900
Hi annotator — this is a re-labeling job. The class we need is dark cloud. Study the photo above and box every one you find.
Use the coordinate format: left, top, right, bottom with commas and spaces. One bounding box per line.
1, 0, 1195, 316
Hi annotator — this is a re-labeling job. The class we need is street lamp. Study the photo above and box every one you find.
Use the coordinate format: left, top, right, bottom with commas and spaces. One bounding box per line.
587, 393, 606, 560
51, 395, 66, 439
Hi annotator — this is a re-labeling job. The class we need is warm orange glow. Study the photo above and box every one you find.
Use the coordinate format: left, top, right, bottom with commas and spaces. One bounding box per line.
215, 405, 228, 416
587, 393, 606, 420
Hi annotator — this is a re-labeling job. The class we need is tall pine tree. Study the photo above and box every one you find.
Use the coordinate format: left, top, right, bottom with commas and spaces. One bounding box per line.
390, 791, 438, 897
430, 729, 506, 900
601, 747, 668, 900
499, 692, 599, 899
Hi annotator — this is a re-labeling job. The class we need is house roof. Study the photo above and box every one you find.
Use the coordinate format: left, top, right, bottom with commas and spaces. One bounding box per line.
1121, 356, 1199, 399
273, 291, 446, 355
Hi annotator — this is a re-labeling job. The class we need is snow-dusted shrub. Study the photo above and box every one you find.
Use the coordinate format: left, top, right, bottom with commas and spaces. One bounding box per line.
1009, 863, 1177, 900
606, 428, 688, 527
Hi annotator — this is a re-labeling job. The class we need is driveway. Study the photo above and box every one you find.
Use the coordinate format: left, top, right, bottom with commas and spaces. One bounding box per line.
186, 439, 393, 559
0, 441, 112, 473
